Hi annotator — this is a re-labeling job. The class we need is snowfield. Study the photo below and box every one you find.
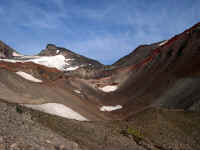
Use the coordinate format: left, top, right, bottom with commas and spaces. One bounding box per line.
100, 105, 122, 112
16, 71, 42, 83
27, 55, 67, 70
23, 103, 88, 121
99, 85, 118, 92
0, 55, 80, 72
27, 55, 79, 71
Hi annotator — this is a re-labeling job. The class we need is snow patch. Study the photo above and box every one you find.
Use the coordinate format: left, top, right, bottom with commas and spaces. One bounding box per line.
159, 40, 168, 46
16, 71, 42, 83
26, 55, 79, 71
100, 105, 122, 112
99, 85, 118, 92
23, 103, 88, 121
56, 50, 60, 54
65, 66, 79, 71
74, 90, 81, 94
26, 55, 66, 70
65, 58, 73, 61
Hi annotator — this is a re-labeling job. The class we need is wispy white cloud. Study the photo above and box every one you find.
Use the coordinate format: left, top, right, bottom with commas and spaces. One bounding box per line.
0, 0, 66, 29
64, 32, 149, 64
0, 0, 199, 64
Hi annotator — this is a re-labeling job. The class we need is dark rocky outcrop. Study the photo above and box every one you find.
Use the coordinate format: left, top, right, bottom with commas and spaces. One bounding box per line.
0, 41, 17, 58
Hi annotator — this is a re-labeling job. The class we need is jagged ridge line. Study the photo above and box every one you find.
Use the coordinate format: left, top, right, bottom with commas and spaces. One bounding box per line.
118, 22, 200, 73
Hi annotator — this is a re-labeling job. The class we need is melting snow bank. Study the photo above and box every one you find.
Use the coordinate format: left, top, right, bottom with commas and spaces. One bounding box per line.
22, 103, 88, 121
16, 71, 42, 83
99, 85, 118, 92
100, 105, 122, 112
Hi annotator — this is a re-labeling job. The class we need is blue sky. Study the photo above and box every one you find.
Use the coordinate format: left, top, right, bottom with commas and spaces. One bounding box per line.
0, 0, 199, 64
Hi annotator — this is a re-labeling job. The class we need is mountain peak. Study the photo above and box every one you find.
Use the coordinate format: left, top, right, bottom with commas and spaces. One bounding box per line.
46, 44, 57, 50
39, 44, 59, 56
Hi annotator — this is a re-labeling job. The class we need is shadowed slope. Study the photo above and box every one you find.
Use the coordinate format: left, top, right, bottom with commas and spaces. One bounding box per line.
0, 23, 200, 121
101, 22, 200, 118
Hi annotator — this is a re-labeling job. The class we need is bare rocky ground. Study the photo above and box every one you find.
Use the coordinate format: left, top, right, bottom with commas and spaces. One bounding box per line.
0, 100, 200, 150
0, 100, 82, 150
0, 100, 144, 150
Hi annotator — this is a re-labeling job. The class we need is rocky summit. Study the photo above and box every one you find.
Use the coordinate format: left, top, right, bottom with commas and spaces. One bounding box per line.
0, 22, 200, 150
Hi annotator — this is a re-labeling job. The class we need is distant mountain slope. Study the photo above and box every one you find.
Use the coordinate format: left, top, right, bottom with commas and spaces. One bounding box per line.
0, 22, 200, 122
109, 22, 200, 117
39, 44, 103, 69
113, 43, 159, 67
